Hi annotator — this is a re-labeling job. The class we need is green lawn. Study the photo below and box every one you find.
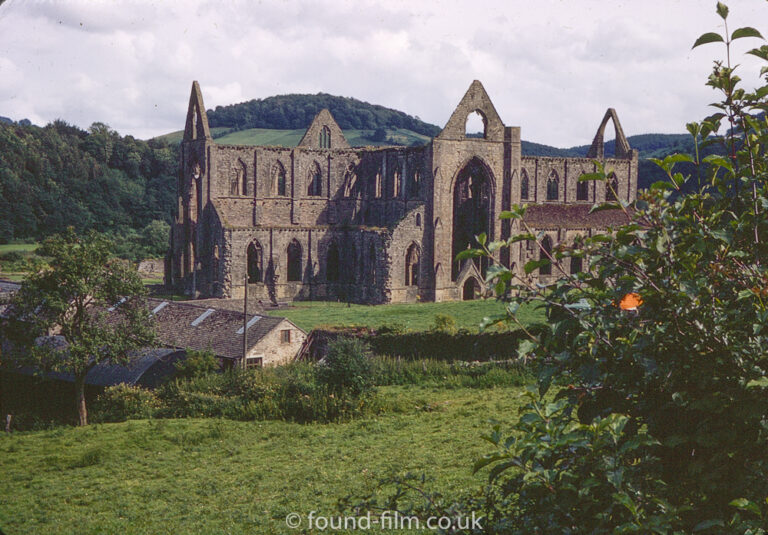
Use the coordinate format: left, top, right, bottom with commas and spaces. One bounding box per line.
265, 298, 543, 332
0, 243, 38, 254
0, 385, 526, 535
153, 127, 431, 148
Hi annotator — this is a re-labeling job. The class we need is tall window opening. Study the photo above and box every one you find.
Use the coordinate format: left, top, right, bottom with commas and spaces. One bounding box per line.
576, 178, 589, 201
326, 241, 339, 282
520, 169, 529, 200
540, 236, 553, 276
319, 126, 331, 149
287, 240, 302, 282
570, 256, 583, 275
452, 157, 493, 280
272, 162, 287, 196
546, 170, 559, 201
606, 173, 619, 202
307, 162, 322, 196
405, 243, 420, 286
247, 241, 263, 283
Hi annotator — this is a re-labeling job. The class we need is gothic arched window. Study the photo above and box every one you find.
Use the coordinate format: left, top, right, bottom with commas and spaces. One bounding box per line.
540, 236, 553, 276
307, 162, 322, 196
521, 169, 529, 200
247, 241, 263, 283
405, 243, 420, 286
326, 241, 339, 282
287, 240, 302, 282
272, 162, 287, 197
546, 170, 559, 201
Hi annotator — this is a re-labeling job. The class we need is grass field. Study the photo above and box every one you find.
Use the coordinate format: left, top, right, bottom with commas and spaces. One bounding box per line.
0, 243, 38, 254
264, 299, 543, 332
154, 127, 431, 148
0, 385, 527, 535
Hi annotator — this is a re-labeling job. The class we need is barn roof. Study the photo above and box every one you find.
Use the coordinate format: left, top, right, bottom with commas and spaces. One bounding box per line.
141, 298, 299, 360
8, 346, 185, 389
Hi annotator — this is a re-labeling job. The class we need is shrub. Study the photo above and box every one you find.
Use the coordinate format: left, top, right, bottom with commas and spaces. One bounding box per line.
316, 337, 373, 398
174, 349, 219, 380
431, 313, 457, 334
345, 4, 768, 531
92, 384, 162, 422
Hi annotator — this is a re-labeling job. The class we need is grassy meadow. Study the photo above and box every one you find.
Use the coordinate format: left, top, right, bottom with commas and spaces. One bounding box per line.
264, 298, 543, 332
0, 385, 528, 535
156, 127, 431, 148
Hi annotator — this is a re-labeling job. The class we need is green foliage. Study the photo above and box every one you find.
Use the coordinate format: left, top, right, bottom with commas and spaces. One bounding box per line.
316, 337, 374, 398
93, 384, 162, 423
479, 7, 768, 530
206, 93, 442, 138
173, 349, 218, 380
0, 386, 528, 534
345, 6, 768, 531
0, 119, 177, 246
1, 228, 157, 425
431, 313, 458, 334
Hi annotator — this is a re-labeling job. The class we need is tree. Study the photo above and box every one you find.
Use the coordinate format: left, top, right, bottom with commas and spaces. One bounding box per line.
348, 4, 768, 531
2, 229, 157, 426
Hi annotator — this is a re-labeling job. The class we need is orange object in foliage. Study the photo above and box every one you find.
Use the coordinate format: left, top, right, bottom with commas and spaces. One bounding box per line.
619, 293, 643, 311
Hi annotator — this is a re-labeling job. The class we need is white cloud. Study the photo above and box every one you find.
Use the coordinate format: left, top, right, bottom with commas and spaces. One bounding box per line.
0, 0, 766, 146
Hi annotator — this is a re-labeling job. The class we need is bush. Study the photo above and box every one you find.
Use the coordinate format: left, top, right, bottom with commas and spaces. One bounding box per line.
93, 384, 162, 422
316, 337, 373, 398
431, 313, 457, 334
174, 349, 219, 380
344, 5, 768, 531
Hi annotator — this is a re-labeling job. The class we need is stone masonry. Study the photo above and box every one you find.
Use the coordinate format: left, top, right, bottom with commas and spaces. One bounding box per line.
166, 81, 638, 303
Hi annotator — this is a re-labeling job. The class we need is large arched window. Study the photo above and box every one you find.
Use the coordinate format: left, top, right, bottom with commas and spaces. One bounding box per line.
606, 172, 619, 202
539, 236, 553, 276
546, 170, 559, 201
520, 169, 529, 200
326, 241, 340, 282
247, 241, 263, 283
319, 126, 331, 149
272, 162, 287, 197
405, 243, 420, 286
452, 157, 493, 280
287, 240, 302, 282
307, 162, 323, 196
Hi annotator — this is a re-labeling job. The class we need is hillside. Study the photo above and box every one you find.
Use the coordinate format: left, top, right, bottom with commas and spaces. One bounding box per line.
206, 92, 442, 138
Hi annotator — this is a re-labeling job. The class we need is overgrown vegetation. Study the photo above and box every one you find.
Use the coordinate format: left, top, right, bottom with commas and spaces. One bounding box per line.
0, 119, 176, 252
349, 5, 768, 532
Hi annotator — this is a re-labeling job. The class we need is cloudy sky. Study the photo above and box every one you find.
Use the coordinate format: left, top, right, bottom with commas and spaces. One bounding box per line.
0, 0, 766, 147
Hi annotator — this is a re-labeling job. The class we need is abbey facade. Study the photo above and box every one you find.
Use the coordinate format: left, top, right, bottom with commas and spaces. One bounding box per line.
166, 81, 638, 303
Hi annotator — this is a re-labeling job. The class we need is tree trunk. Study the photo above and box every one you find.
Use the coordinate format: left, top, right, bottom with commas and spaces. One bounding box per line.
75, 375, 88, 426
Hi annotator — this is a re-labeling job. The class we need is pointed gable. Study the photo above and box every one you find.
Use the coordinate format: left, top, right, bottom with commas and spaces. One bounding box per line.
297, 109, 350, 149
437, 80, 506, 142
183, 81, 212, 142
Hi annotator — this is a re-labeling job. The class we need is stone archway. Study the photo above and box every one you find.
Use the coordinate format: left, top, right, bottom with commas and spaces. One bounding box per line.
452, 157, 494, 280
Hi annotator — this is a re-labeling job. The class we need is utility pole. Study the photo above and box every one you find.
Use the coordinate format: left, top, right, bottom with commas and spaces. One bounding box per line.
242, 273, 248, 369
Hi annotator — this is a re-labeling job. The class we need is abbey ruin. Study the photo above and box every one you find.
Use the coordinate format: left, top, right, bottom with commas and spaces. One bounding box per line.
166, 81, 638, 303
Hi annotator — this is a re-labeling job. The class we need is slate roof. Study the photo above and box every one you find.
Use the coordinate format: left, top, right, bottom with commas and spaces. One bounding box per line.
8, 347, 185, 389
143, 298, 297, 360
522, 204, 631, 229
